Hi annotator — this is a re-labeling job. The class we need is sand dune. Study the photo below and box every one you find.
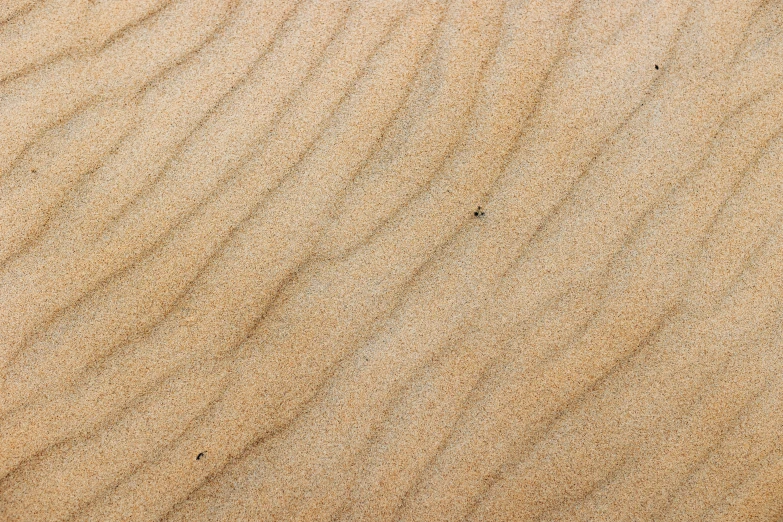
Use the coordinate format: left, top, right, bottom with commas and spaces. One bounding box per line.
1, 0, 783, 520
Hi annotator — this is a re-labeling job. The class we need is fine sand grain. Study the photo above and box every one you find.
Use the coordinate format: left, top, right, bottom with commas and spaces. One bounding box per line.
2, 0, 783, 520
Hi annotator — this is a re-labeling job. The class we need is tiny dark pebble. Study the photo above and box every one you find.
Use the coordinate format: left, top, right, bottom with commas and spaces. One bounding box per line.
196, 452, 205, 460
655, 64, 659, 70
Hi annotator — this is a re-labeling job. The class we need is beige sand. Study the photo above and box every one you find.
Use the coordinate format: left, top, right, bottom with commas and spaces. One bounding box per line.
1, 0, 783, 520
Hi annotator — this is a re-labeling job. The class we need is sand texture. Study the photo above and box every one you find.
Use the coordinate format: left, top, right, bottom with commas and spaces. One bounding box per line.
2, 0, 783, 520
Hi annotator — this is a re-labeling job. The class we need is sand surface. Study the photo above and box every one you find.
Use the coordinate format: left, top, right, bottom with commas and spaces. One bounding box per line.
1, 0, 783, 520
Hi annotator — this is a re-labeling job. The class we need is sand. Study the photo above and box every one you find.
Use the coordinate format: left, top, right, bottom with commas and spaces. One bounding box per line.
1, 0, 783, 520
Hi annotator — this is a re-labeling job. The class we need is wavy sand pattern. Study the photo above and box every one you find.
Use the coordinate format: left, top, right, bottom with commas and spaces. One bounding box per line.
1, 0, 783, 520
